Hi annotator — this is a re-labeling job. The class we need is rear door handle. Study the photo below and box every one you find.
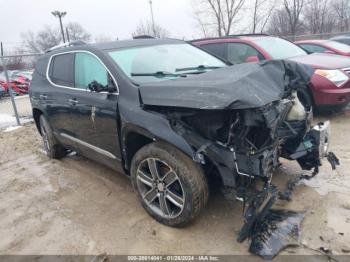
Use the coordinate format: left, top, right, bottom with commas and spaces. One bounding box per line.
68, 98, 79, 105
39, 94, 48, 100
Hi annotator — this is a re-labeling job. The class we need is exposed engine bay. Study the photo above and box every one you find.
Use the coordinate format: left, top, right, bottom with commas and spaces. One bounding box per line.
139, 60, 340, 258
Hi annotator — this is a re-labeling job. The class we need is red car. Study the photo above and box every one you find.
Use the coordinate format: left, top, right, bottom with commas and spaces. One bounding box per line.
191, 35, 350, 110
0, 71, 32, 95
295, 39, 350, 57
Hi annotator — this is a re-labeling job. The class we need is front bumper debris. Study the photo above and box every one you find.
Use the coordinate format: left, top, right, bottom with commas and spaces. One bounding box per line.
235, 121, 339, 259
288, 121, 338, 174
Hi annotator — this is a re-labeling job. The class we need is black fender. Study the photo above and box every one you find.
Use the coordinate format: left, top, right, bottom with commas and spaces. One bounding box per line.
119, 99, 197, 170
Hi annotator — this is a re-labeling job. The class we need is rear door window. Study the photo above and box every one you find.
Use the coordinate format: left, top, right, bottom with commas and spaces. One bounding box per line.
300, 44, 327, 53
49, 53, 74, 87
74, 53, 108, 90
227, 43, 264, 64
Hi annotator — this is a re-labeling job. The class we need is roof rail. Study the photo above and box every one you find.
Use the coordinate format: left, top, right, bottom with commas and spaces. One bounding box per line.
133, 35, 156, 39
228, 33, 269, 37
190, 33, 270, 42
45, 40, 87, 53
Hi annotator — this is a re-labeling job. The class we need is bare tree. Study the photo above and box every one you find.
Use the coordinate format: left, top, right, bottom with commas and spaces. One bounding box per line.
66, 22, 91, 42
0, 47, 28, 71
268, 8, 292, 35
192, 0, 246, 37
21, 26, 61, 53
304, 0, 335, 34
21, 23, 91, 53
0, 57, 26, 71
193, 9, 212, 37
132, 21, 170, 38
283, 0, 305, 38
332, 0, 350, 32
251, 0, 276, 33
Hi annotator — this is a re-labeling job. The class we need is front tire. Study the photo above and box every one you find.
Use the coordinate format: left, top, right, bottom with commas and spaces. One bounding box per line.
131, 142, 209, 227
39, 115, 66, 159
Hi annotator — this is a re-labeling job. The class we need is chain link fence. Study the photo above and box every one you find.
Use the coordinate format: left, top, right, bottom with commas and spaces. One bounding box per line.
0, 52, 41, 130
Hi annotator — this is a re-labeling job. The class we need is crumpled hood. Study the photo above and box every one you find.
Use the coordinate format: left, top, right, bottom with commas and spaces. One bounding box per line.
139, 60, 314, 110
289, 53, 350, 69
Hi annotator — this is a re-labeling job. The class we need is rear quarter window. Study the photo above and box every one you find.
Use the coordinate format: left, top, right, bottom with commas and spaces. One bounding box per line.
48, 53, 74, 87
300, 44, 327, 53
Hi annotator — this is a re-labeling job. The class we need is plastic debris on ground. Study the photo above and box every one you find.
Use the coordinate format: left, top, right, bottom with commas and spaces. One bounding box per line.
249, 209, 305, 259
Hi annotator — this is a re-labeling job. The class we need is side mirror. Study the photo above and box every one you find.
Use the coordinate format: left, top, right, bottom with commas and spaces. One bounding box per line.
245, 56, 260, 63
88, 80, 105, 92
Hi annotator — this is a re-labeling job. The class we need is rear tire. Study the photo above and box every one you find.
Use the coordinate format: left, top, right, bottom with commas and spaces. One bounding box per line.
39, 115, 66, 159
131, 142, 209, 227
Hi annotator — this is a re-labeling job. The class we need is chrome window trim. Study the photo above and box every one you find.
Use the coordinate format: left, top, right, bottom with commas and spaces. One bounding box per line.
46, 50, 120, 95
60, 133, 120, 160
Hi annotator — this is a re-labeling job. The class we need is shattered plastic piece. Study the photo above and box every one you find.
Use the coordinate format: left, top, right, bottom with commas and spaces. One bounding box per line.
319, 246, 332, 254
327, 152, 340, 170
249, 210, 305, 259
342, 248, 350, 253
278, 177, 301, 201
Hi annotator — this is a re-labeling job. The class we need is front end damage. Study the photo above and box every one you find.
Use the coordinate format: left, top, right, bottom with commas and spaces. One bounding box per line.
139, 60, 339, 258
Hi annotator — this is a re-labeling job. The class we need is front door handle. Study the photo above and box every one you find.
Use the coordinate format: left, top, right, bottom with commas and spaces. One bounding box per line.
39, 94, 48, 100
68, 98, 79, 105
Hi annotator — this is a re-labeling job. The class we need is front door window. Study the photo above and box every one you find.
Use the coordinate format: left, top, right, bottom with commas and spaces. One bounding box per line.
75, 53, 108, 90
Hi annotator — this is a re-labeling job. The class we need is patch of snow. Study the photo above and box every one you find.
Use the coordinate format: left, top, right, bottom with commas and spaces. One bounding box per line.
0, 113, 17, 128
3, 126, 22, 132
0, 113, 16, 124
0, 113, 34, 129
14, 94, 29, 100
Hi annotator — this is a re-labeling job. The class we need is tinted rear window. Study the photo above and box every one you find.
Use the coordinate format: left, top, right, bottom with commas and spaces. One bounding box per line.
49, 53, 74, 87
200, 43, 226, 59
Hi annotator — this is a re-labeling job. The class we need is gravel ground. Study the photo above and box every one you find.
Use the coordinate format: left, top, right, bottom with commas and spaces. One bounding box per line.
0, 111, 350, 257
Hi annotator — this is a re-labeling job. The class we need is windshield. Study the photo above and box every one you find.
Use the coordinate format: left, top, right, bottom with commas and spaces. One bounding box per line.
326, 41, 350, 52
253, 37, 307, 59
108, 43, 226, 83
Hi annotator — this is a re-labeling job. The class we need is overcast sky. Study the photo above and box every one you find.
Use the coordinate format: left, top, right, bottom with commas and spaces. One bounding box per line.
0, 0, 200, 48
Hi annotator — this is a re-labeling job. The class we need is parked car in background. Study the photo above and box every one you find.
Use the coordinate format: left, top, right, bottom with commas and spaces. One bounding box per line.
0, 86, 5, 98
191, 35, 350, 110
11, 71, 32, 95
0, 72, 7, 90
295, 39, 350, 57
0, 70, 32, 96
331, 35, 350, 46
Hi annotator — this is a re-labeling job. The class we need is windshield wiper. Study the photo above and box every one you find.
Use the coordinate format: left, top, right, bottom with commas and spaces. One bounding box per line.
175, 65, 223, 72
131, 71, 186, 78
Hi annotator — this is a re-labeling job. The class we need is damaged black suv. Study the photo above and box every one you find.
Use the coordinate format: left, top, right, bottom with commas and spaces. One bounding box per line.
30, 39, 337, 231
